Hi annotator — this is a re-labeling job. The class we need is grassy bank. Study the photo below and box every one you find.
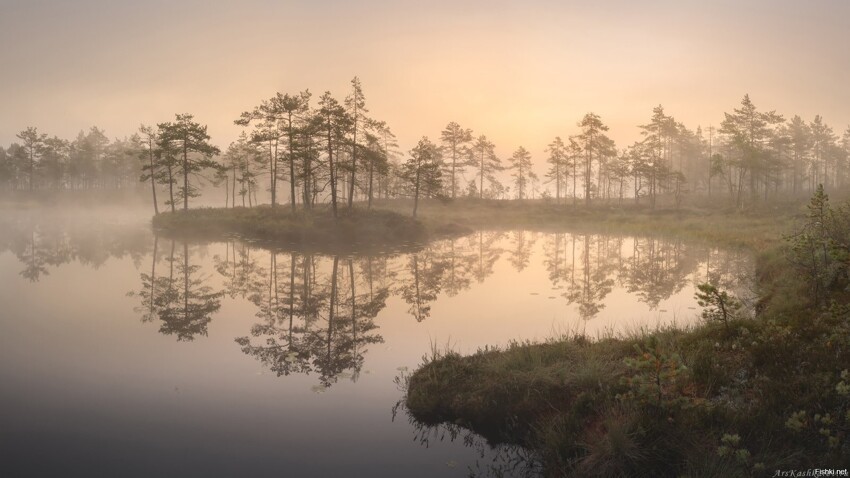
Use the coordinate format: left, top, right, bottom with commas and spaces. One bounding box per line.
381, 197, 794, 250
151, 206, 434, 253
403, 198, 850, 477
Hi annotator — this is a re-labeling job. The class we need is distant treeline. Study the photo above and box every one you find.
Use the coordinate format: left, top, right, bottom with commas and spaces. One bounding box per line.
2, 79, 849, 212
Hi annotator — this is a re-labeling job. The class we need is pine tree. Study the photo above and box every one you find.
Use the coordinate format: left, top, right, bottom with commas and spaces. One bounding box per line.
401, 137, 442, 218
719, 95, 784, 206
469, 135, 501, 199
317, 92, 351, 218
508, 146, 535, 200
576, 113, 614, 206
810, 115, 836, 190
440, 122, 473, 199
368, 120, 397, 208
138, 125, 161, 214
157, 114, 221, 212
345, 77, 370, 209
16, 127, 46, 191
545, 137, 568, 204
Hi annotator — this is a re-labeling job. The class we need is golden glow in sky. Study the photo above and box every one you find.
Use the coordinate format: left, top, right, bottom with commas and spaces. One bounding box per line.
2, 0, 849, 163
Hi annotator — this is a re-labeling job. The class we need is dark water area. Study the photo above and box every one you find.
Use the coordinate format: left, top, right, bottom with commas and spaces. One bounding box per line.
0, 208, 753, 477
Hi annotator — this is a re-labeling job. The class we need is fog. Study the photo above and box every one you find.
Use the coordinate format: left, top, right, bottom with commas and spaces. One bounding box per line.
2, 1, 850, 477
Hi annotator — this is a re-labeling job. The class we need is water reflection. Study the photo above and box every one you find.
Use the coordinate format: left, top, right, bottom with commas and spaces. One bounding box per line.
217, 233, 748, 383
0, 214, 150, 281
131, 238, 224, 341
1, 215, 757, 476
229, 251, 387, 387
400, 251, 448, 323
471, 231, 505, 283
392, 397, 541, 478
508, 230, 535, 272
620, 236, 693, 309
565, 234, 616, 321
538, 232, 751, 322
0, 219, 754, 382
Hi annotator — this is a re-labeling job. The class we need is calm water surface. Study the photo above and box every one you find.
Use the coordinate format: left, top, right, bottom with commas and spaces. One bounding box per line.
0, 208, 752, 477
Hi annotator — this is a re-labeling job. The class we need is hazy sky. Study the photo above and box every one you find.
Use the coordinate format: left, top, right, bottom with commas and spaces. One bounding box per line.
2, 0, 849, 162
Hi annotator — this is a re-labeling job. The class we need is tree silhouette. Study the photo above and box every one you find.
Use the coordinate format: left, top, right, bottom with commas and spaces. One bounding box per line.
15, 127, 46, 191
138, 125, 161, 214
575, 113, 615, 206
345, 77, 370, 209
508, 146, 536, 200
401, 137, 442, 218
317, 92, 351, 218
545, 137, 569, 204
157, 114, 221, 211
440, 122, 473, 199
469, 135, 502, 199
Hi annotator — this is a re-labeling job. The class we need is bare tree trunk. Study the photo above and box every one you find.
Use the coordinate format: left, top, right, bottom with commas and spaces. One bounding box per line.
148, 144, 159, 215
269, 138, 277, 207
288, 113, 297, 213
231, 166, 236, 208
479, 150, 484, 200
327, 119, 338, 218
182, 143, 189, 212
413, 160, 421, 218
167, 166, 175, 213
367, 161, 374, 210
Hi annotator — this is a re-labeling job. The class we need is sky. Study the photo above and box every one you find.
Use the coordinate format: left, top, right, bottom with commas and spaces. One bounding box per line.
2, 0, 849, 163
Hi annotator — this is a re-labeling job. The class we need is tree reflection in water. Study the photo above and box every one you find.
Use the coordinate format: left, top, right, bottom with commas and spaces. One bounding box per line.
125, 229, 755, 386
231, 250, 387, 388
561, 234, 616, 322
470, 231, 506, 283
508, 230, 536, 272
399, 250, 447, 323
132, 239, 223, 341
442, 237, 476, 297
0, 214, 149, 282
539, 232, 753, 322
1, 217, 756, 473
0, 214, 754, 391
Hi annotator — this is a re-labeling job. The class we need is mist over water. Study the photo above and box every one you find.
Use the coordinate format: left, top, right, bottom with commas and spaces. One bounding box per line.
0, 207, 752, 477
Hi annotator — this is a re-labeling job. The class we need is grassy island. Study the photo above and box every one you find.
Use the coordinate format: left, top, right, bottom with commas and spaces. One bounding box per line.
401, 195, 850, 477
151, 206, 441, 252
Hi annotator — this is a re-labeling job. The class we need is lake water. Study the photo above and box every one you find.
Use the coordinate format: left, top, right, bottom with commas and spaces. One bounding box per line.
0, 208, 753, 477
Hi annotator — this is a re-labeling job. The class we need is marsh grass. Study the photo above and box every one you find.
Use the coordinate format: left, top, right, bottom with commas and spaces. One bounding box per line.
151, 205, 432, 252
405, 311, 850, 476
401, 196, 850, 477
376, 197, 798, 251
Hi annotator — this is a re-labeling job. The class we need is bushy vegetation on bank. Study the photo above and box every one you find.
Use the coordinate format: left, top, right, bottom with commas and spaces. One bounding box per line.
403, 190, 850, 477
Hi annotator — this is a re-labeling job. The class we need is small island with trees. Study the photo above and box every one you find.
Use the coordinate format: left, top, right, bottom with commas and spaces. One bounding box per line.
140, 79, 471, 250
